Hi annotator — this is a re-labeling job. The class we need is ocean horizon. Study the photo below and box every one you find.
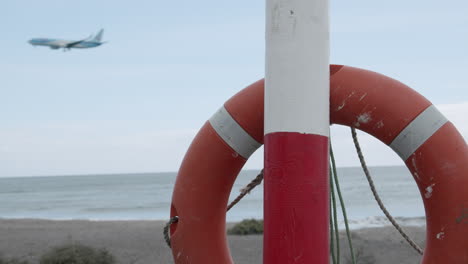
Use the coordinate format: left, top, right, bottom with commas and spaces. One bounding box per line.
0, 166, 426, 229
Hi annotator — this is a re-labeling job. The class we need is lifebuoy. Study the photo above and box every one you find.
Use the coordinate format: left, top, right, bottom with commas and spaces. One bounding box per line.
170, 65, 468, 263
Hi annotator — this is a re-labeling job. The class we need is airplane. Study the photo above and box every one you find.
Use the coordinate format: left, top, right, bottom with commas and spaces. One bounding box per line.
28, 29, 106, 51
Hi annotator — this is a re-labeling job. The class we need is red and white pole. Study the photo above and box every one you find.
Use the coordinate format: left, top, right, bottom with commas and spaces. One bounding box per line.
264, 0, 330, 263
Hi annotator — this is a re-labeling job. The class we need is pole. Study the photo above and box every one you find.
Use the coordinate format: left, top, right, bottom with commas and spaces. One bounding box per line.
264, 0, 330, 262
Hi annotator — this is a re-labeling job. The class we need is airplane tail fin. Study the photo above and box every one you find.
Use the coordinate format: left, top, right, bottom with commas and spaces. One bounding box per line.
92, 29, 104, 42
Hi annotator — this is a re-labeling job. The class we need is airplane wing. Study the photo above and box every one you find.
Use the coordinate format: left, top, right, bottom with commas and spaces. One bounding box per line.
64, 39, 87, 48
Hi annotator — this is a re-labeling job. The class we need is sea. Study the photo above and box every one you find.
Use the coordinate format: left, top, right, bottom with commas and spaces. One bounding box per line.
0, 166, 426, 230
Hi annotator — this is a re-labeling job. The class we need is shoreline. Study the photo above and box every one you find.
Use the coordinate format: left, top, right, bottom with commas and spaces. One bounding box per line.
0, 215, 427, 230
0, 219, 424, 264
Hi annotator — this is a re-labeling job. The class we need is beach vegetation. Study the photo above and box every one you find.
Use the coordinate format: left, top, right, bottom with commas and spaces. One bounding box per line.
39, 243, 115, 264
0, 255, 29, 264
227, 219, 263, 235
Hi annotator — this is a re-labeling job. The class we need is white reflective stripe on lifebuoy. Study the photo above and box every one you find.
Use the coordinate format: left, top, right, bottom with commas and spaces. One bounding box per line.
209, 106, 261, 159
390, 105, 448, 160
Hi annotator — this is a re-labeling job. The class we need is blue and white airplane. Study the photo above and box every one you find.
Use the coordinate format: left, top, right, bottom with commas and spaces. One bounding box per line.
28, 29, 105, 51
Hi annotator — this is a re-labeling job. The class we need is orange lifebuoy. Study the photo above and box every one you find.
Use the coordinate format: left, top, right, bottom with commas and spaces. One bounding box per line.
170, 65, 468, 263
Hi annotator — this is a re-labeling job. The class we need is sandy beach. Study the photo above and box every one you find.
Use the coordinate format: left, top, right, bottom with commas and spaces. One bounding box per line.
0, 219, 425, 263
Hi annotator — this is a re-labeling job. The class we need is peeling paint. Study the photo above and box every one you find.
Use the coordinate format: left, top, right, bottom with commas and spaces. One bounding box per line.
436, 232, 445, 240
271, 4, 281, 33
374, 120, 384, 129
357, 112, 372, 124
294, 252, 304, 262
359, 93, 368, 101
336, 91, 355, 111
441, 162, 456, 170
424, 184, 435, 199
411, 157, 418, 171
336, 103, 346, 111
411, 157, 420, 181
456, 208, 468, 224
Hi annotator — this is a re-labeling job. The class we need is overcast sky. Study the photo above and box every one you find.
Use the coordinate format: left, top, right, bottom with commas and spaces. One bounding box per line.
1, 0, 467, 177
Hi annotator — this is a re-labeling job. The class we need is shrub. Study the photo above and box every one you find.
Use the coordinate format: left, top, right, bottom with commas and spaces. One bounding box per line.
227, 219, 263, 235
39, 243, 115, 264
0, 255, 29, 264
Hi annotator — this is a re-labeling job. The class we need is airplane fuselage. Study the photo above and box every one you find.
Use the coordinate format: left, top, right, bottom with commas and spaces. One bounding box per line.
28, 38, 102, 49
28, 30, 105, 51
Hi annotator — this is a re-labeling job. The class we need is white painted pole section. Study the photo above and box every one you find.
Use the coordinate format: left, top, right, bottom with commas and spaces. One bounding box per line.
265, 0, 330, 136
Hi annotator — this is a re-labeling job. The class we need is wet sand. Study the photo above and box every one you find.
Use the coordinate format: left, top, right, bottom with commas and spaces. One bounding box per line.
0, 219, 424, 263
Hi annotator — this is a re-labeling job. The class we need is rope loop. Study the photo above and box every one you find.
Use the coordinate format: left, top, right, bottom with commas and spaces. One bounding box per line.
164, 216, 179, 248
227, 169, 264, 212
164, 170, 264, 249
351, 127, 423, 255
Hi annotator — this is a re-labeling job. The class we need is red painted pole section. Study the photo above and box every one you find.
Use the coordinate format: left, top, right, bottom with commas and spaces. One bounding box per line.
264, 133, 329, 263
